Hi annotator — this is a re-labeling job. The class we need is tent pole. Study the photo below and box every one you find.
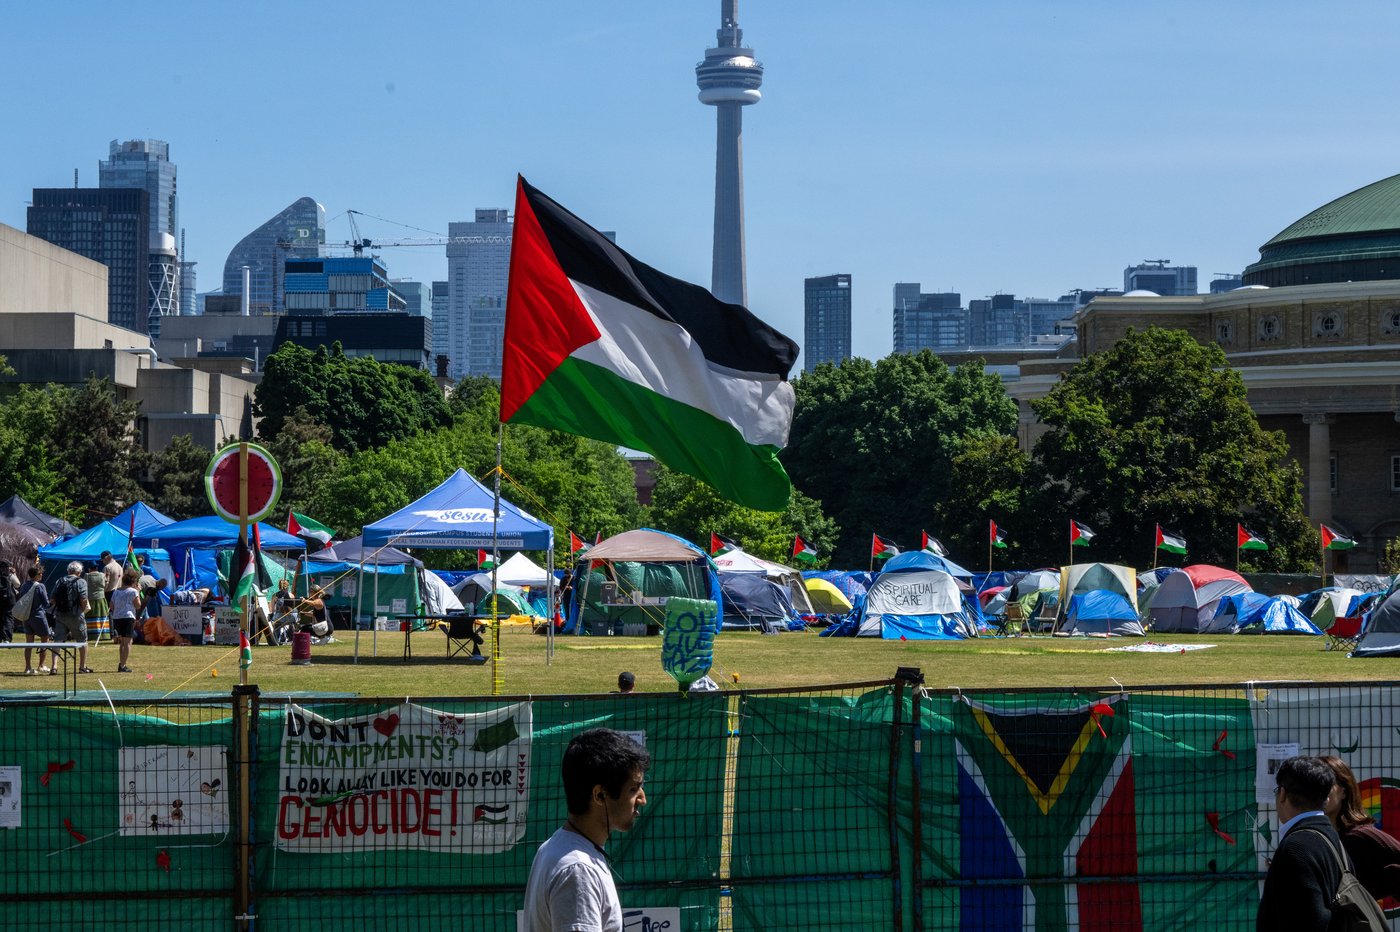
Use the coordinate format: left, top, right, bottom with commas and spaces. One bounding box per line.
354, 554, 364, 664
372, 553, 380, 657
490, 422, 504, 696
546, 547, 554, 665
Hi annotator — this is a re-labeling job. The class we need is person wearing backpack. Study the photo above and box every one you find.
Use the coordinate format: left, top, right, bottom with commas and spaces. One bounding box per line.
51, 561, 93, 674
1258, 755, 1388, 931
17, 565, 53, 675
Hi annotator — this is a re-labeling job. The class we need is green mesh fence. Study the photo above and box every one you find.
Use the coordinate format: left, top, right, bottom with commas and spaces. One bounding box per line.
3, 678, 1399, 930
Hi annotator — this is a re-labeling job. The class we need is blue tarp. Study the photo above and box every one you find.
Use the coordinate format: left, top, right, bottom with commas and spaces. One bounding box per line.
363, 468, 554, 551
39, 521, 170, 564
1216, 592, 1323, 635
139, 516, 305, 551
802, 570, 873, 602
1060, 590, 1144, 636
881, 550, 975, 578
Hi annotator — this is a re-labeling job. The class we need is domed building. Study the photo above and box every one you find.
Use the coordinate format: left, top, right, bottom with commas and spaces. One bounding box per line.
1006, 173, 1400, 572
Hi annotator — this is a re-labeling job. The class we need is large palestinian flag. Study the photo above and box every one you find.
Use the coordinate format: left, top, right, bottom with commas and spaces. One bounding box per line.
500, 177, 799, 511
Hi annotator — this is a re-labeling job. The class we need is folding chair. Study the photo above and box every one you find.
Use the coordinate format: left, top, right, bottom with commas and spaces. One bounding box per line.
1322, 614, 1363, 652
1030, 595, 1060, 634
444, 613, 487, 662
995, 603, 1024, 637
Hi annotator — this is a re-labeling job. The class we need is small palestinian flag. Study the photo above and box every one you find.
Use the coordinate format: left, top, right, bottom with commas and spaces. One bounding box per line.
1321, 525, 1356, 550
711, 533, 739, 556
872, 534, 900, 560
1155, 524, 1187, 555
126, 510, 140, 572
792, 535, 818, 564
569, 532, 587, 554
288, 511, 335, 548
595, 531, 603, 546
232, 537, 258, 603
1070, 520, 1096, 546
1237, 524, 1268, 551
921, 531, 947, 556
239, 630, 252, 671
990, 521, 1008, 549
500, 177, 799, 511
477, 549, 497, 570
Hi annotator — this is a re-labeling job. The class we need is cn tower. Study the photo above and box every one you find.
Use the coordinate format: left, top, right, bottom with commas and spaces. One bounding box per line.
696, 0, 763, 307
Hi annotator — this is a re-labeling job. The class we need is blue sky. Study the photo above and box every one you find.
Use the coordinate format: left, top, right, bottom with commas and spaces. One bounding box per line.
6, 1, 1400, 364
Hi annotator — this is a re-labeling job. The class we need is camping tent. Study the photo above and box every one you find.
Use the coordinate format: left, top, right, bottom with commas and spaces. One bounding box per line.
495, 552, 551, 588
1353, 585, 1400, 657
1148, 565, 1250, 633
0, 495, 77, 540
1213, 592, 1322, 635
720, 574, 800, 632
568, 529, 722, 634
112, 502, 175, 539
802, 570, 873, 604
135, 516, 305, 593
803, 577, 853, 616
38, 522, 171, 583
453, 573, 536, 618
1059, 590, 1145, 637
1060, 563, 1138, 618
713, 548, 815, 615
853, 551, 982, 639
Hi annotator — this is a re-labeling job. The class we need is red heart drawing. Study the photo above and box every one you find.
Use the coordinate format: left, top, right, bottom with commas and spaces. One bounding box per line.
373, 714, 400, 738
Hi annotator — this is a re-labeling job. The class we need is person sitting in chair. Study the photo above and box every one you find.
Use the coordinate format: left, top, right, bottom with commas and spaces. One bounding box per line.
297, 588, 333, 640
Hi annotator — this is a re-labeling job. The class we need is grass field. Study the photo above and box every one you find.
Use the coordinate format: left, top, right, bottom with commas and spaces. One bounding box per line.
2, 626, 1396, 698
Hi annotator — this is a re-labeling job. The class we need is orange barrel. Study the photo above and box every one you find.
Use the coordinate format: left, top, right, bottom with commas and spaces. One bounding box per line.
290, 631, 313, 665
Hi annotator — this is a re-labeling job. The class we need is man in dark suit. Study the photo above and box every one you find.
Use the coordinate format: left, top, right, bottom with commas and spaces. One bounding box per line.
1258, 755, 1344, 931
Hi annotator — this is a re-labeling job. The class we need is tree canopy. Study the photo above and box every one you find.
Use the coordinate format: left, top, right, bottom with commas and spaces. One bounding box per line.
1027, 327, 1313, 569
781, 351, 1019, 565
255, 342, 451, 453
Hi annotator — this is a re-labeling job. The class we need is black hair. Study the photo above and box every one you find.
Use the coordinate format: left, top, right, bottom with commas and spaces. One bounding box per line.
99, 551, 112, 561
618, 671, 635, 690
1276, 755, 1335, 810
562, 728, 650, 816
27, 566, 41, 579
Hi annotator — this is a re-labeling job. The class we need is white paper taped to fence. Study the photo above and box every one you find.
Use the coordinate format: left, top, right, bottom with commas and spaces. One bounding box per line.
1250, 686, 1400, 874
275, 700, 532, 852
0, 766, 20, 829
119, 745, 229, 836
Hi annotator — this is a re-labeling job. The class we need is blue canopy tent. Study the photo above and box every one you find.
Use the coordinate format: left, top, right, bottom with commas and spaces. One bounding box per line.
360, 468, 555, 660
112, 502, 175, 539
38, 522, 171, 585
134, 516, 305, 594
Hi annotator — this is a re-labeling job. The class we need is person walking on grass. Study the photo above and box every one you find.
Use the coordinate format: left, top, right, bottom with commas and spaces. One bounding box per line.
19, 565, 53, 675
52, 561, 92, 674
522, 728, 649, 932
109, 567, 144, 673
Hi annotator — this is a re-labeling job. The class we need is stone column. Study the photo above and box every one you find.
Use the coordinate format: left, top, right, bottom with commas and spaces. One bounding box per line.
1303, 412, 1333, 524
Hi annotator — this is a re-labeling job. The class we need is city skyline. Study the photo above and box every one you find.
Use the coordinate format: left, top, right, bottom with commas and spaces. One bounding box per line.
5, 2, 1400, 366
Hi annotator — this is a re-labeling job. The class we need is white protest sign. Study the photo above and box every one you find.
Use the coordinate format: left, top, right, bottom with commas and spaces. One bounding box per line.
119, 746, 229, 836
275, 701, 531, 852
169, 604, 203, 641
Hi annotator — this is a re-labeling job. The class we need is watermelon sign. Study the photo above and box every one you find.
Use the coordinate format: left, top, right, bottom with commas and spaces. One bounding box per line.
205, 443, 283, 524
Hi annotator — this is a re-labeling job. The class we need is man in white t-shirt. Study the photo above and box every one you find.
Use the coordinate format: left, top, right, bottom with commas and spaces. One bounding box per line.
522, 728, 650, 932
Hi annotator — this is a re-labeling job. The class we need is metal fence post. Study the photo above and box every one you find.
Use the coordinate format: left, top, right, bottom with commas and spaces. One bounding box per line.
900, 667, 926, 932
232, 684, 260, 931
889, 675, 906, 932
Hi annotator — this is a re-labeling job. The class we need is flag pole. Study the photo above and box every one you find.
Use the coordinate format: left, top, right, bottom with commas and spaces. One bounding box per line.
987, 526, 992, 575
1152, 526, 1158, 570
1320, 532, 1327, 589
868, 535, 873, 574
238, 442, 249, 688
491, 422, 504, 696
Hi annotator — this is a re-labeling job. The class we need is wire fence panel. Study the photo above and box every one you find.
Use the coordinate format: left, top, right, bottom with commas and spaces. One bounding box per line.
4, 678, 1400, 931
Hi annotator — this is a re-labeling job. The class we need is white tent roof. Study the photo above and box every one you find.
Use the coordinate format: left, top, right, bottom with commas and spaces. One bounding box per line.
713, 548, 799, 578
496, 552, 550, 587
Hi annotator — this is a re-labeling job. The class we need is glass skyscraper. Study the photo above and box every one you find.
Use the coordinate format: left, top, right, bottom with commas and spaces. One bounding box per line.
99, 139, 179, 334
27, 187, 150, 332
222, 197, 325, 315
446, 209, 512, 379
803, 274, 852, 372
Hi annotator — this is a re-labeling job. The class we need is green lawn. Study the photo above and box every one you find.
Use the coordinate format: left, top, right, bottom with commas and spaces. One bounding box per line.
3, 626, 1396, 698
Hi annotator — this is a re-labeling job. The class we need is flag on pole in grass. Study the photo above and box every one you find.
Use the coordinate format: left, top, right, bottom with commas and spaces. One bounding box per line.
239, 630, 252, 671
1155, 524, 1187, 555
990, 521, 1008, 549
288, 511, 334, 549
569, 531, 587, 554
1237, 524, 1268, 550
1321, 525, 1357, 550
872, 534, 900, 560
594, 531, 603, 546
500, 177, 800, 512
921, 531, 947, 556
125, 509, 140, 572
710, 533, 739, 556
792, 535, 818, 564
232, 536, 258, 604
1070, 520, 1096, 546
477, 549, 497, 570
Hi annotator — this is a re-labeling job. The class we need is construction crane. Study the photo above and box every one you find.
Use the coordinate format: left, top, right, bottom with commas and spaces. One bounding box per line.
329, 210, 450, 257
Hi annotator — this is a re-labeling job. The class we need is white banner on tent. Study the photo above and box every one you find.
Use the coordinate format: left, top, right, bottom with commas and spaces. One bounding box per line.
1333, 574, 1393, 594
275, 701, 531, 853
865, 571, 962, 616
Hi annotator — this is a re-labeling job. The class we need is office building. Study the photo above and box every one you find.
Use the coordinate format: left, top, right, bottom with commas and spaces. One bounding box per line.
893, 284, 967, 352
391, 279, 429, 317
1123, 260, 1198, 296
445, 209, 512, 379
274, 313, 432, 370
697, 0, 763, 306
27, 188, 149, 332
99, 139, 180, 333
803, 274, 851, 371
282, 256, 407, 315
431, 281, 449, 373
223, 197, 325, 315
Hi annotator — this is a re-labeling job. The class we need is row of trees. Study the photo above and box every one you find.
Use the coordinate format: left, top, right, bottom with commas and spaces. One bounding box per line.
0, 330, 1324, 572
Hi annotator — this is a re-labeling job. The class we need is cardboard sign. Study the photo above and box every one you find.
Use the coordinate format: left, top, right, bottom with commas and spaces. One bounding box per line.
214, 607, 242, 646
169, 604, 204, 643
